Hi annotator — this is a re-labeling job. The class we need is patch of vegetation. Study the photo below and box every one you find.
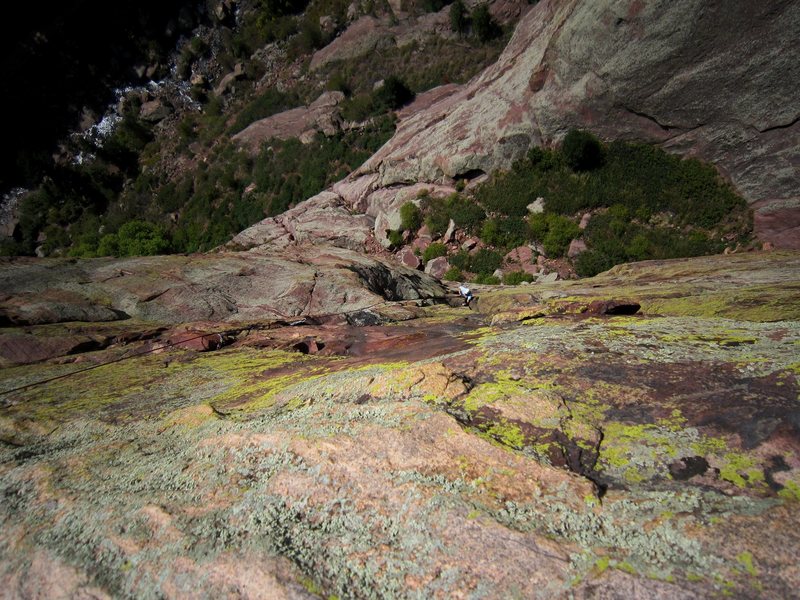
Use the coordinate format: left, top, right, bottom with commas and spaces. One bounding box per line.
423, 242, 448, 262
473, 131, 751, 274
529, 213, 580, 257
502, 271, 534, 285
480, 216, 531, 250
422, 192, 486, 236
399, 201, 422, 232
317, 33, 508, 109
561, 129, 605, 172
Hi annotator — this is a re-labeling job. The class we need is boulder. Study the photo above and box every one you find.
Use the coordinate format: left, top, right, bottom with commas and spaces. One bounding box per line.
462, 238, 478, 251
231, 190, 373, 252
424, 256, 450, 279
396, 247, 421, 270
443, 219, 457, 243
139, 98, 173, 122
567, 239, 587, 258
214, 63, 245, 96
0, 248, 447, 326
527, 197, 545, 214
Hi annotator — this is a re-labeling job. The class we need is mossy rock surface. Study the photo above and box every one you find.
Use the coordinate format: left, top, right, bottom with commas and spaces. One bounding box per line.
2, 251, 800, 597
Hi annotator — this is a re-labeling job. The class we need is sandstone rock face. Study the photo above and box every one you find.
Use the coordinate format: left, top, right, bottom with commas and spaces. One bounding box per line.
309, 16, 395, 71
0, 247, 447, 328
231, 190, 373, 252
358, 0, 800, 247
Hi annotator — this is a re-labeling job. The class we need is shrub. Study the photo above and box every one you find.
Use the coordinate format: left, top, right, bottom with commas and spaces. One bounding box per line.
480, 216, 530, 249
373, 76, 415, 111
450, 0, 469, 34
448, 250, 470, 270
115, 220, 170, 256
474, 273, 500, 284
387, 229, 404, 248
423, 242, 448, 262
97, 233, 120, 256
470, 248, 503, 275
443, 266, 463, 281
471, 4, 501, 42
502, 271, 534, 285
561, 129, 605, 171
447, 193, 485, 232
529, 213, 580, 257
574, 250, 614, 277
399, 201, 422, 232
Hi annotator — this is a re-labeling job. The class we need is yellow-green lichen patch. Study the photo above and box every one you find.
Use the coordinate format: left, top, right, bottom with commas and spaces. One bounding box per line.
777, 480, 800, 501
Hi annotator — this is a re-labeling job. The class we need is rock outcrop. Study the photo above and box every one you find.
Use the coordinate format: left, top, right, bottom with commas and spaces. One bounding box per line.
2, 251, 799, 597
0, 246, 447, 328
356, 0, 800, 247
232, 91, 346, 153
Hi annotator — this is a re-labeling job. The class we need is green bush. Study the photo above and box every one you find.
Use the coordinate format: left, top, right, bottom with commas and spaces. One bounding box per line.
480, 216, 530, 249
387, 229, 404, 248
443, 266, 463, 281
562, 129, 605, 171
423, 242, 448, 262
502, 271, 534, 285
114, 220, 170, 256
399, 201, 422, 232
474, 273, 500, 284
448, 250, 470, 270
574, 250, 614, 277
373, 76, 415, 111
423, 193, 485, 236
449, 0, 468, 34
529, 213, 580, 257
471, 4, 500, 42
470, 248, 503, 275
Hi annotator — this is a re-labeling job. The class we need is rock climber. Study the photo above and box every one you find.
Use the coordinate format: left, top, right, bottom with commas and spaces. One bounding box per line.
458, 283, 473, 307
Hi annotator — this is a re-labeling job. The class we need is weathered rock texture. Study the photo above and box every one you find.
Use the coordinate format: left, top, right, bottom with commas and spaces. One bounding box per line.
0, 246, 447, 329
1, 251, 799, 597
357, 0, 800, 247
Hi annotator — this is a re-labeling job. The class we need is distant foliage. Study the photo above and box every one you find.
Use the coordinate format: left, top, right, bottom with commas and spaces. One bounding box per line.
373, 76, 415, 112
475, 273, 500, 284
480, 216, 531, 250
528, 213, 580, 257
449, 0, 469, 34
473, 133, 751, 275
387, 229, 404, 248
422, 193, 485, 236
469, 248, 503, 276
443, 266, 463, 281
423, 242, 448, 262
561, 129, 605, 172
99, 220, 170, 257
470, 4, 501, 42
502, 271, 534, 285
